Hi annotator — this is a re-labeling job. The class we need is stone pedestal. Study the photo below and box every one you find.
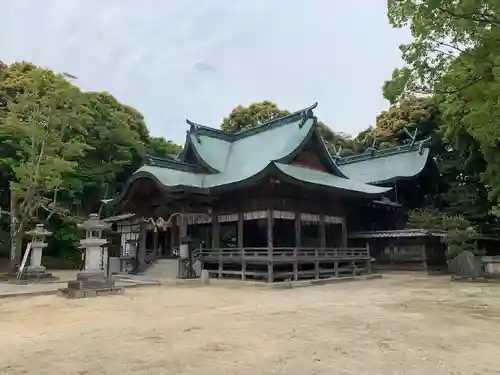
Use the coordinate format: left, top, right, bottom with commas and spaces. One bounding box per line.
30, 244, 43, 267
24, 243, 52, 279
82, 238, 107, 274
59, 214, 124, 298
61, 271, 122, 298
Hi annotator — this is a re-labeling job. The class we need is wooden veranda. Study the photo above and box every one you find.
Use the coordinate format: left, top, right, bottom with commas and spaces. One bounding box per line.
200, 247, 371, 282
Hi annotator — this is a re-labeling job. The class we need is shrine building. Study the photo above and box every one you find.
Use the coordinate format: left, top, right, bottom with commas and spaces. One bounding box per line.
104, 103, 437, 281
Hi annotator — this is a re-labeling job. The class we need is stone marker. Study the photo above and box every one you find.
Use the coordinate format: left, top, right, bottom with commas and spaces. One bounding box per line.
23, 224, 53, 280
482, 256, 500, 277
59, 214, 124, 298
449, 251, 481, 279
200, 269, 210, 285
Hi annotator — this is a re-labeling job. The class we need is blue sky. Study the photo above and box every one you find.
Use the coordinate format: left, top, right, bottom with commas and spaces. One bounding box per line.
2, 0, 410, 143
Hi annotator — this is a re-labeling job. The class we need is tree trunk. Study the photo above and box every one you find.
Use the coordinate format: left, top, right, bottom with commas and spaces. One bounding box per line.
8, 187, 22, 273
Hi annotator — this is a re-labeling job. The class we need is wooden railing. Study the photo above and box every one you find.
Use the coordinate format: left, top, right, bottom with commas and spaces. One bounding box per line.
200, 247, 369, 259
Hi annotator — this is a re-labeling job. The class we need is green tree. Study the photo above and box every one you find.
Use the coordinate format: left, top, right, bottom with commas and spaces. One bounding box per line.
385, 0, 500, 216
0, 61, 11, 255
71, 92, 149, 216
221, 101, 288, 132
61, 92, 182, 217
0, 62, 89, 271
383, 1, 500, 100
374, 95, 498, 231
0, 61, 185, 266
148, 136, 182, 159
349, 127, 380, 155
407, 208, 479, 259
376, 97, 439, 143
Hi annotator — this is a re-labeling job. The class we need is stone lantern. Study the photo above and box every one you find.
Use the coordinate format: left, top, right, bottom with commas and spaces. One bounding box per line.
59, 213, 124, 298
24, 223, 52, 279
78, 213, 109, 276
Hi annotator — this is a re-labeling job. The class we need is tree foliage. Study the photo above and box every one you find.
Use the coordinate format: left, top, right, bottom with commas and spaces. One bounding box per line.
0, 61, 182, 270
148, 136, 182, 160
376, 95, 498, 232
72, 91, 149, 215
376, 96, 439, 143
0, 62, 91, 269
385, 0, 500, 216
407, 208, 479, 259
221, 101, 288, 133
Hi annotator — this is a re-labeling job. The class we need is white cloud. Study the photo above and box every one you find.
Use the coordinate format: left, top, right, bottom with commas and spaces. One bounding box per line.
1, 0, 411, 143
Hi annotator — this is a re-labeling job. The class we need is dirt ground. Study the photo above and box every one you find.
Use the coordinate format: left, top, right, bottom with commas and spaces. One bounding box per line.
0, 275, 499, 375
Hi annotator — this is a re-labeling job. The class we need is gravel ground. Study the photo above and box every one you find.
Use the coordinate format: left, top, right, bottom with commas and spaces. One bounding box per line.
0, 274, 499, 375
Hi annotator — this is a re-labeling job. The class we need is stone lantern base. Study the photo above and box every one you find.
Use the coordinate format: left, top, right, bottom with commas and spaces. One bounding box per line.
58, 271, 124, 299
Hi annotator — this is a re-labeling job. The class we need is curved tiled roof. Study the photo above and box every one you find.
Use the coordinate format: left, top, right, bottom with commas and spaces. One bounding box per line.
107, 104, 432, 206
125, 160, 389, 196
273, 163, 389, 196
337, 140, 431, 185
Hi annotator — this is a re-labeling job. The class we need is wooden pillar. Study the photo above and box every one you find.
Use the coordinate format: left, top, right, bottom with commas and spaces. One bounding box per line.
179, 212, 188, 278
153, 228, 159, 256
238, 212, 245, 280
237, 212, 244, 248
294, 210, 301, 281
342, 217, 347, 248
293, 247, 298, 281
314, 248, 320, 280
211, 210, 220, 249
315, 215, 325, 280
163, 228, 169, 257
169, 222, 177, 257
199, 242, 205, 274
421, 242, 428, 272
319, 214, 326, 249
138, 221, 147, 267
294, 211, 301, 248
179, 214, 187, 244
218, 250, 223, 279
341, 217, 348, 247
267, 208, 274, 283
211, 211, 222, 278
366, 242, 372, 274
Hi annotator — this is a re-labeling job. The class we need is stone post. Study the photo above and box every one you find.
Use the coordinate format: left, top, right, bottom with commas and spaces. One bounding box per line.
24, 224, 52, 279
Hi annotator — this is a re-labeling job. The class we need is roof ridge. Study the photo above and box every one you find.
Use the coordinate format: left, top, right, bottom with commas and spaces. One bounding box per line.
336, 138, 431, 165
144, 155, 199, 172
185, 121, 233, 142
186, 119, 226, 133
231, 102, 318, 139
185, 102, 318, 143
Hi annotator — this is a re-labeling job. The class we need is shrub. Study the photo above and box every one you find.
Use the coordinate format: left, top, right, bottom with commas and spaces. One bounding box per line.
407, 208, 481, 259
